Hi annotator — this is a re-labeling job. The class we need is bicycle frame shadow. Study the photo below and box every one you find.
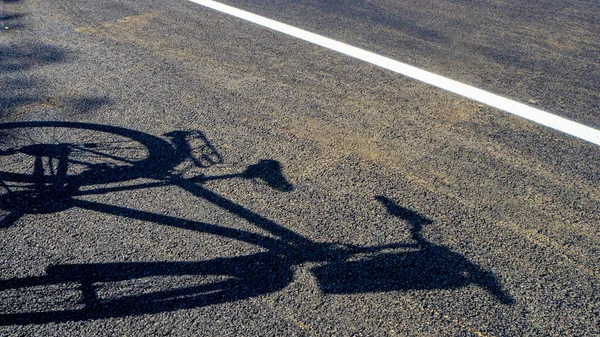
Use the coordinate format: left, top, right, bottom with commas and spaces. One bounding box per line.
0, 121, 512, 326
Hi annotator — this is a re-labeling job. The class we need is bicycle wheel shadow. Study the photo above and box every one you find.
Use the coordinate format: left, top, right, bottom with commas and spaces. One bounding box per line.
312, 196, 514, 305
0, 252, 294, 325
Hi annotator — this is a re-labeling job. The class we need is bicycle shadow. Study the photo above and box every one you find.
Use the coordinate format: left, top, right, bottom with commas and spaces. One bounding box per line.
0, 122, 512, 326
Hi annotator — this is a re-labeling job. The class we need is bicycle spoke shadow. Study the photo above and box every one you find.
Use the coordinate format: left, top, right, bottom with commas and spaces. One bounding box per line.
0, 121, 512, 326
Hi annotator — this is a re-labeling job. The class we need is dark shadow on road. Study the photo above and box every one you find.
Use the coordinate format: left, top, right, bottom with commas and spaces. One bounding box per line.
0, 12, 24, 30
0, 5, 109, 117
0, 43, 67, 114
1, 2, 61, 113
0, 121, 512, 325
313, 196, 514, 305
0, 13, 23, 21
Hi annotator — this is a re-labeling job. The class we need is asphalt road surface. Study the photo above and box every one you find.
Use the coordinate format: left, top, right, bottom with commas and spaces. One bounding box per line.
1, 0, 599, 336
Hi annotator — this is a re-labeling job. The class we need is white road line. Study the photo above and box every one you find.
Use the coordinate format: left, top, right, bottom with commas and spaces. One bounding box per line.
187, 0, 600, 146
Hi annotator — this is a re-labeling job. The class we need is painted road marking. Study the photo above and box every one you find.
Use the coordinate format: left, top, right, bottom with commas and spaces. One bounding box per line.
187, 0, 600, 147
